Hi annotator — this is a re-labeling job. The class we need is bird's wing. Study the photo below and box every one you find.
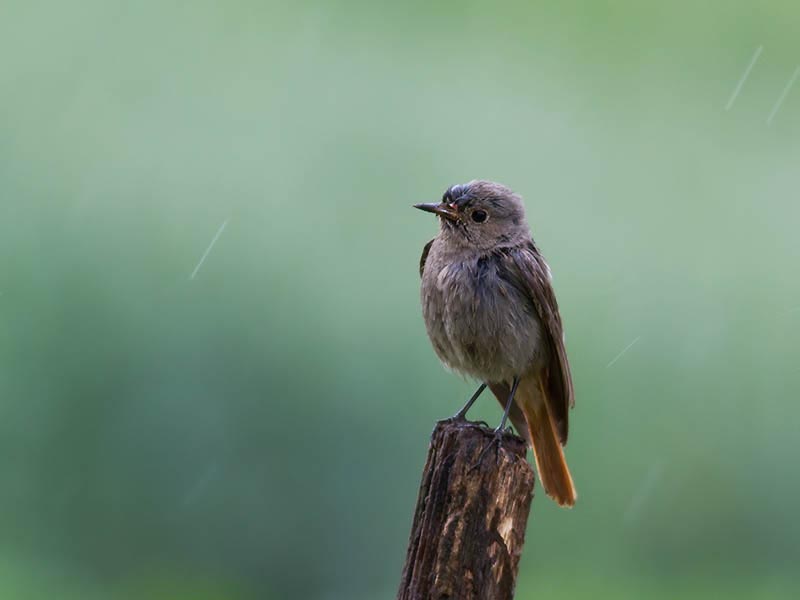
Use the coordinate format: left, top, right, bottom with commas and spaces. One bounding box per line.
419, 239, 434, 278
502, 241, 574, 444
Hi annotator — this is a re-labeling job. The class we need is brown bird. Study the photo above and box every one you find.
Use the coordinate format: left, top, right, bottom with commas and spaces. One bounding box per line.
416, 180, 576, 507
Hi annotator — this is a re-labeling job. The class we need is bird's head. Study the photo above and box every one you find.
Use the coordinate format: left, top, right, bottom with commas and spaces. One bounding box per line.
414, 180, 530, 250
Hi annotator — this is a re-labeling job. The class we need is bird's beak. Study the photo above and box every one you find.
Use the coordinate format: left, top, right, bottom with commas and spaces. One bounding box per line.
413, 202, 459, 221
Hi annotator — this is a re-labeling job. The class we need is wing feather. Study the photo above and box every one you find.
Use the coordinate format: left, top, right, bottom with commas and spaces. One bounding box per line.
503, 242, 574, 444
419, 239, 434, 278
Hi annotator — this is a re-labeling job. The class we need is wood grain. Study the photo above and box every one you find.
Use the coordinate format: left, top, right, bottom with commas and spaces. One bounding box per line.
397, 420, 535, 600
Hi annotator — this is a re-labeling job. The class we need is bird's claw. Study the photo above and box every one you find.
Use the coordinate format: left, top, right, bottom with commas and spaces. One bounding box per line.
446, 412, 469, 423
468, 429, 505, 472
444, 415, 489, 430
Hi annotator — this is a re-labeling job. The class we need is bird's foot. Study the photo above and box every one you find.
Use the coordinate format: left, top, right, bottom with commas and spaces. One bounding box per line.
468, 426, 508, 472
443, 413, 489, 430
445, 383, 488, 425
445, 410, 469, 423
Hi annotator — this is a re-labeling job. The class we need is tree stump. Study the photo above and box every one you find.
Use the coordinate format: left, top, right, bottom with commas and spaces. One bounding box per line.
397, 419, 535, 600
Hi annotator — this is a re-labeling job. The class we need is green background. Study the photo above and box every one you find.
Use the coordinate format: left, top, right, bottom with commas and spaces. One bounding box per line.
2, 1, 799, 598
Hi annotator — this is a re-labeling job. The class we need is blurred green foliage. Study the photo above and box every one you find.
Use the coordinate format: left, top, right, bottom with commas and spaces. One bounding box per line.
2, 1, 799, 598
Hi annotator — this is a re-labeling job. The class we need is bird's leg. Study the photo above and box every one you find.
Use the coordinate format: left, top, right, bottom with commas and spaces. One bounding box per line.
449, 382, 487, 421
470, 377, 520, 470
494, 376, 520, 433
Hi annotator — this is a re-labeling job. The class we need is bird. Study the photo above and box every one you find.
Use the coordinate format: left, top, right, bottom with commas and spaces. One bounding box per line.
415, 180, 576, 507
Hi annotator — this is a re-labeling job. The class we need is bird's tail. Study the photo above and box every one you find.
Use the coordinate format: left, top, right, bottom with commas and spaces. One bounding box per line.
515, 373, 577, 507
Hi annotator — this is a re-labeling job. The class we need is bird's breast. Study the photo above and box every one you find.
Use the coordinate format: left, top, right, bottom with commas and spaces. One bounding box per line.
421, 249, 544, 381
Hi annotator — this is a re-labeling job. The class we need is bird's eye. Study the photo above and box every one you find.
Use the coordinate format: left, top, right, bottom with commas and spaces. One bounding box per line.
471, 209, 488, 223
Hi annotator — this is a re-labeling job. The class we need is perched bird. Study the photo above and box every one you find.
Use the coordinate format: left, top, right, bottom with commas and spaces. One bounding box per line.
415, 180, 576, 507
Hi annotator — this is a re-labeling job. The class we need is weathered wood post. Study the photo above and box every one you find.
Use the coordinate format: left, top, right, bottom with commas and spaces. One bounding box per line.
397, 419, 535, 600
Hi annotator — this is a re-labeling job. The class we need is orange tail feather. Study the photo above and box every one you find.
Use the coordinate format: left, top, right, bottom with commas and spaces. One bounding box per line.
518, 374, 577, 507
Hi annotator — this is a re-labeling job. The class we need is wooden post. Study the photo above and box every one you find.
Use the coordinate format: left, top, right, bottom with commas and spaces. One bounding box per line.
397, 419, 535, 600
